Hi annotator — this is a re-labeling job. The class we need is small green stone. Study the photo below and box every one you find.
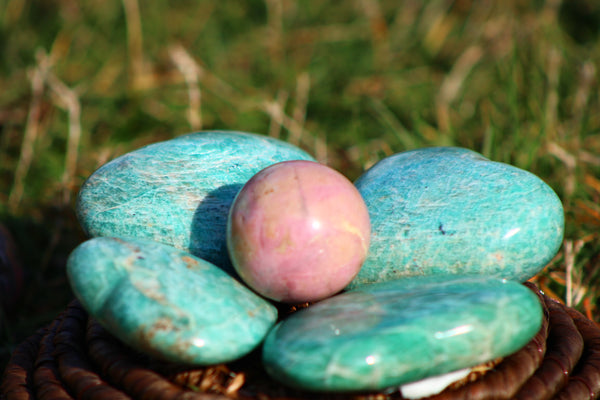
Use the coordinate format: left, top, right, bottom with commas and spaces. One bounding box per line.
67, 236, 278, 365
262, 275, 542, 392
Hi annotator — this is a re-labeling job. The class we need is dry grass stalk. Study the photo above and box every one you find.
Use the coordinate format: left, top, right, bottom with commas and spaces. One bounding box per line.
421, 2, 455, 56
264, 0, 284, 60
289, 72, 310, 147
564, 239, 585, 308
122, 0, 151, 90
369, 97, 416, 150
544, 47, 562, 140
314, 131, 328, 164
565, 240, 574, 308
547, 141, 577, 196
262, 91, 321, 155
358, 0, 390, 68
169, 44, 204, 131
573, 200, 600, 232
584, 174, 600, 196
8, 50, 52, 212
436, 45, 483, 133
579, 150, 600, 167
573, 61, 595, 124
167, 54, 242, 113
46, 71, 82, 205
265, 90, 289, 140
570, 60, 596, 157
261, 95, 326, 162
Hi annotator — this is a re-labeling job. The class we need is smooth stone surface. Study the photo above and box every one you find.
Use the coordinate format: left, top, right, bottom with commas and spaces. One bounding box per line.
227, 160, 370, 303
348, 147, 564, 289
67, 236, 278, 365
76, 131, 315, 274
262, 275, 543, 392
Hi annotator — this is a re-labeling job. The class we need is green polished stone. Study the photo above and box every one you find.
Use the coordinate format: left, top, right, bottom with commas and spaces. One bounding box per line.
67, 237, 278, 365
262, 275, 542, 392
348, 147, 564, 289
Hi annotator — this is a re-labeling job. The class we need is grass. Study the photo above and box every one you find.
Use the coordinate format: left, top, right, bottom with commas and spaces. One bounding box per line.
2, 0, 600, 372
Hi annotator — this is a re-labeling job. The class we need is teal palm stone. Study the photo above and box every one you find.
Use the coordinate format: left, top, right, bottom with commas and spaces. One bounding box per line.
262, 275, 543, 392
67, 236, 278, 365
76, 131, 315, 274
348, 147, 564, 289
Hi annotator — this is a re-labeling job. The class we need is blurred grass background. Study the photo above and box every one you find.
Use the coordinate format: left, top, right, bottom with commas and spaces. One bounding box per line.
2, 0, 600, 371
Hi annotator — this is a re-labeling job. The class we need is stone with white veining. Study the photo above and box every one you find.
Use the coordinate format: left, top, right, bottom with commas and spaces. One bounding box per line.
67, 236, 278, 365
348, 147, 564, 289
76, 131, 315, 274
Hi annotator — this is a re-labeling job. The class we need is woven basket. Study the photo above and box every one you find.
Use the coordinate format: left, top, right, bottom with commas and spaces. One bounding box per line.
2, 283, 600, 400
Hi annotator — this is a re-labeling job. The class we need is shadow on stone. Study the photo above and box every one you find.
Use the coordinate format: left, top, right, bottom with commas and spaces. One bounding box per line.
189, 183, 243, 278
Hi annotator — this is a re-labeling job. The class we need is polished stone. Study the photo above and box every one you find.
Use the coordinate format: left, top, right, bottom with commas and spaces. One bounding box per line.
67, 236, 278, 365
262, 275, 543, 392
348, 147, 564, 289
76, 131, 315, 274
227, 160, 370, 303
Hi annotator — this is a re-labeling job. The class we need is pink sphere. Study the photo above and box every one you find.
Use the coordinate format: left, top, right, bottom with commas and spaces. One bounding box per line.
227, 160, 371, 303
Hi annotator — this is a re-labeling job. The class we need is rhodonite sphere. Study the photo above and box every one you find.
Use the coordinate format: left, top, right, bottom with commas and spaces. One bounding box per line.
227, 160, 370, 303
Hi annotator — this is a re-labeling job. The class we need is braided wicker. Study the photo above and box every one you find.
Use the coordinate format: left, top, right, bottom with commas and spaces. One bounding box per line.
2, 283, 599, 400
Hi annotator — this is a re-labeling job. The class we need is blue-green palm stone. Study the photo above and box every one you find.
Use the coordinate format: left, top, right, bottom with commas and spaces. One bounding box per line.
348, 147, 564, 289
67, 236, 278, 365
262, 275, 543, 392
76, 131, 315, 274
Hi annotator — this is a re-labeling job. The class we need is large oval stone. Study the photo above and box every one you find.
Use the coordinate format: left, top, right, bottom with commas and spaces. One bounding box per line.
67, 236, 278, 365
348, 147, 564, 289
262, 275, 543, 392
76, 131, 315, 274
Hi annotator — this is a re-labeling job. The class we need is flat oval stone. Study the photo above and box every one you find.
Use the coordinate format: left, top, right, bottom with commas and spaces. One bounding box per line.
348, 147, 564, 289
262, 275, 543, 392
67, 236, 278, 365
76, 131, 315, 274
